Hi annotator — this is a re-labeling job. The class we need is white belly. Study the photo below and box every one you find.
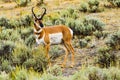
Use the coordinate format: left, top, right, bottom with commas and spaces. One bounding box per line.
49, 33, 63, 45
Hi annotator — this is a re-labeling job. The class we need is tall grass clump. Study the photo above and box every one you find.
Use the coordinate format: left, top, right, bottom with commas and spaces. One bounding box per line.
106, 30, 120, 50
9, 67, 41, 80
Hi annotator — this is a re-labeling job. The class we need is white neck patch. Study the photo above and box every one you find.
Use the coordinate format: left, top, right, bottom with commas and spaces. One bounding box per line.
34, 28, 43, 33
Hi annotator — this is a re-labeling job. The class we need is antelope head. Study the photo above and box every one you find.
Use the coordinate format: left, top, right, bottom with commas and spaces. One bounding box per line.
32, 7, 46, 30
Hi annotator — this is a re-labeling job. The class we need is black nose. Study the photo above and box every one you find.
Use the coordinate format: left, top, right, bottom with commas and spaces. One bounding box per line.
40, 22, 44, 28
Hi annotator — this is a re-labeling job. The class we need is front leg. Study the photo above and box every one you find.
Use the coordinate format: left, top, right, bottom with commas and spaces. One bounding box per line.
45, 44, 51, 66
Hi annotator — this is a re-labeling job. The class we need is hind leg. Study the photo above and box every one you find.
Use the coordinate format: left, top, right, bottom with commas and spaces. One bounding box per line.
64, 41, 75, 68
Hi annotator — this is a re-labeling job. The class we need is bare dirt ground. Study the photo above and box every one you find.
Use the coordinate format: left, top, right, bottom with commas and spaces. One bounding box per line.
0, 0, 120, 76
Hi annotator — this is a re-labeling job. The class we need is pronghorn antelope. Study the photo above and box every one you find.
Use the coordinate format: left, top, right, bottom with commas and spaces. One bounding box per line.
32, 7, 75, 67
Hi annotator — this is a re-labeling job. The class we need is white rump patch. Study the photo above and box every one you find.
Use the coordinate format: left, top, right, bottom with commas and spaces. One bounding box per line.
49, 33, 63, 45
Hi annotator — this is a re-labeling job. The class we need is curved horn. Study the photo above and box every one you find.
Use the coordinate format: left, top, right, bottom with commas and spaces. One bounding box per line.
39, 7, 46, 20
32, 7, 38, 19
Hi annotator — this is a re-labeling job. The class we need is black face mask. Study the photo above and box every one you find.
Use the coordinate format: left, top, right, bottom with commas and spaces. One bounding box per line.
40, 22, 44, 28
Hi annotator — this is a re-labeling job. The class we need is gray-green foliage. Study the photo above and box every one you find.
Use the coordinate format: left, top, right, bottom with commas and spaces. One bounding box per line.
72, 67, 120, 80
0, 15, 32, 29
106, 30, 120, 50
20, 27, 33, 40
88, 0, 100, 12
96, 46, 118, 68
0, 41, 15, 55
79, 39, 88, 48
0, 59, 12, 73
0, 29, 20, 41
0, 17, 14, 29
79, 3, 88, 12
65, 17, 105, 36
25, 34, 36, 47
93, 31, 108, 39
107, 0, 120, 7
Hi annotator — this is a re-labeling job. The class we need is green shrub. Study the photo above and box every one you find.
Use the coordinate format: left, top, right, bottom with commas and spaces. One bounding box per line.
0, 41, 15, 56
60, 10, 70, 18
13, 45, 48, 72
79, 39, 88, 48
0, 60, 12, 73
46, 13, 60, 25
65, 18, 76, 31
0, 17, 14, 29
54, 18, 66, 25
93, 30, 103, 39
30, 46, 48, 72
65, 17, 105, 36
106, 31, 120, 50
49, 46, 63, 59
12, 43, 32, 65
60, 8, 78, 19
0, 29, 21, 41
9, 67, 41, 80
114, 0, 120, 7
79, 3, 88, 12
78, 0, 103, 13
20, 27, 33, 40
0, 15, 32, 29
107, 0, 120, 7
72, 66, 120, 80
84, 17, 105, 31
14, 0, 31, 7
96, 46, 118, 68
25, 34, 36, 47
88, 0, 103, 13
88, 0, 99, 7
47, 65, 62, 76
0, 71, 9, 80
19, 15, 32, 27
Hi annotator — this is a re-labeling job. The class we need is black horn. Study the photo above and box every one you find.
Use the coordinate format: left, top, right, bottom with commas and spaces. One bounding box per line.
32, 7, 38, 19
39, 7, 46, 20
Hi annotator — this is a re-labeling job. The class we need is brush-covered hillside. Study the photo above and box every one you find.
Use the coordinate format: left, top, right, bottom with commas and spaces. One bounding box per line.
0, 0, 120, 80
